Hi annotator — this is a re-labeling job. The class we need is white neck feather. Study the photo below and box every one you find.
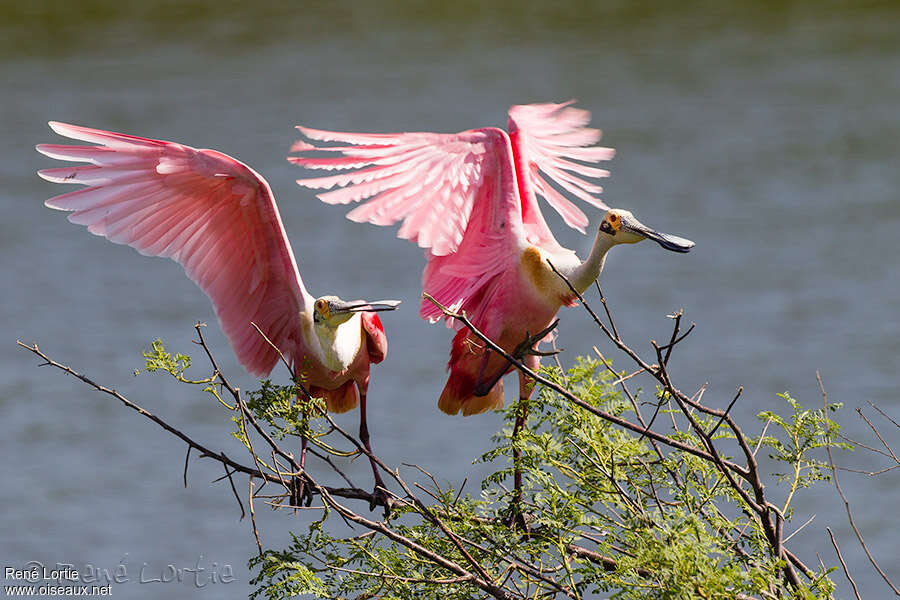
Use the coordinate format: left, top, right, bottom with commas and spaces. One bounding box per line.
314, 315, 362, 372
571, 230, 616, 293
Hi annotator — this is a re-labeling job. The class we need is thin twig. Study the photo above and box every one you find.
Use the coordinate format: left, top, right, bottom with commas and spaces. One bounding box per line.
15, 339, 395, 510
709, 387, 743, 437
827, 527, 862, 600
869, 401, 900, 429
421, 294, 745, 476
222, 461, 246, 520
194, 325, 302, 473
249, 478, 263, 556
857, 407, 899, 464
818, 372, 899, 595
782, 514, 816, 544
249, 321, 297, 381
183, 446, 191, 488
594, 283, 619, 340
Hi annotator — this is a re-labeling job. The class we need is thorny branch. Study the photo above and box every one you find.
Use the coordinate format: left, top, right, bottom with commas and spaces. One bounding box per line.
19, 277, 896, 598
422, 260, 831, 596
819, 372, 900, 596
545, 265, 813, 590
17, 334, 548, 600
421, 293, 747, 477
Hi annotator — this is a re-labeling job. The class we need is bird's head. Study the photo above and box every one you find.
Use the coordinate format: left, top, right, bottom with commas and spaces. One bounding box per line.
313, 296, 401, 328
599, 209, 695, 253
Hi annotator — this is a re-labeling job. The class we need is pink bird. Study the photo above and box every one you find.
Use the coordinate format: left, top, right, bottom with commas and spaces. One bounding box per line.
36, 122, 400, 496
291, 102, 694, 417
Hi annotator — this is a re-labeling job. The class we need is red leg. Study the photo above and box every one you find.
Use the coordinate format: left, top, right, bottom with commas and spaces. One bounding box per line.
473, 349, 511, 397
358, 390, 391, 514
511, 356, 539, 529
358, 393, 385, 489
474, 321, 559, 398
290, 401, 311, 507
300, 434, 308, 470
291, 434, 310, 507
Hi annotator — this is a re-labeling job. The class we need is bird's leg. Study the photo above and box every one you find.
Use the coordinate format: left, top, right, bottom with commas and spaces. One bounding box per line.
508, 360, 538, 531
358, 391, 390, 516
473, 348, 506, 397
294, 434, 311, 506
289, 438, 308, 507
291, 385, 314, 508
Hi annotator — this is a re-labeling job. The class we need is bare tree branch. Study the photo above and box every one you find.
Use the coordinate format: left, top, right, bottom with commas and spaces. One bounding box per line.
819, 372, 899, 595
827, 527, 862, 600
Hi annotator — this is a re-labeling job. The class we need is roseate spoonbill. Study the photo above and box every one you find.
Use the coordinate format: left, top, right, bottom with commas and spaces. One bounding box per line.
290, 102, 694, 418
36, 122, 400, 498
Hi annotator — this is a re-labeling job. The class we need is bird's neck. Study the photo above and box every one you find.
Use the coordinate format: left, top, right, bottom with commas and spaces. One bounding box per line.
314, 316, 362, 372
571, 230, 615, 294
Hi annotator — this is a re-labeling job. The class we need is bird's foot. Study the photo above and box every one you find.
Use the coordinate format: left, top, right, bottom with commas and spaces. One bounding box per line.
513, 320, 562, 359
368, 484, 393, 517
501, 505, 533, 533
290, 476, 314, 508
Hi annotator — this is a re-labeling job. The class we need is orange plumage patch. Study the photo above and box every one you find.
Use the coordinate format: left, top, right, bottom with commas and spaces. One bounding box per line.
520, 246, 546, 291
310, 381, 359, 414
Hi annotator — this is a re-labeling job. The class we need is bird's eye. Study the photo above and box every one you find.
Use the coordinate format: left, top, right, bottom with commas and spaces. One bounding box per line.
610, 214, 618, 222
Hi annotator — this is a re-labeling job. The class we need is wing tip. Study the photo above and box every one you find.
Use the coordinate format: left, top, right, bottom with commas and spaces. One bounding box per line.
36, 168, 55, 183
47, 120, 78, 138
289, 140, 315, 153
509, 98, 579, 116
294, 125, 330, 141
293, 179, 338, 194
345, 207, 367, 223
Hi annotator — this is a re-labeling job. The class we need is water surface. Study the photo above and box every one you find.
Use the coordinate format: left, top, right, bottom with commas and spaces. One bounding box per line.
2, 3, 898, 597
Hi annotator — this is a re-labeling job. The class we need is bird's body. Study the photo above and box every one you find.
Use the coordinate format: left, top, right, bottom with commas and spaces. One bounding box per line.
297, 307, 381, 412
305, 295, 393, 413
316, 312, 368, 373
293, 102, 693, 416
436, 235, 610, 415
37, 123, 399, 491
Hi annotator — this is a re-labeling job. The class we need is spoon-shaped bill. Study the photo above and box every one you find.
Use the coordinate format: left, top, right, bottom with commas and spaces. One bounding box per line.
332, 299, 402, 314
622, 217, 695, 253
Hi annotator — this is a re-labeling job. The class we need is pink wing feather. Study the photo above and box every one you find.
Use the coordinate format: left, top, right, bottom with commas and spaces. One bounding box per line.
291, 128, 507, 257
37, 122, 312, 376
507, 101, 614, 238
292, 102, 613, 256
292, 127, 524, 329
290, 102, 613, 330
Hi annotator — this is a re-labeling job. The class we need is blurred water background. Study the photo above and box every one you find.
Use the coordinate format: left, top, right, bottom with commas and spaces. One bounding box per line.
2, 2, 898, 597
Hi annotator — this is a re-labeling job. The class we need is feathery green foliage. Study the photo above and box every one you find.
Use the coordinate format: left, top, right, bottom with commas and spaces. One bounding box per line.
222, 355, 841, 600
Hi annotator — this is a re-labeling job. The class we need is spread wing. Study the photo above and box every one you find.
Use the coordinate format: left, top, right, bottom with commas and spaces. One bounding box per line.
37, 122, 313, 376
291, 102, 613, 256
292, 126, 525, 329
291, 127, 520, 258
290, 103, 613, 332
507, 101, 614, 244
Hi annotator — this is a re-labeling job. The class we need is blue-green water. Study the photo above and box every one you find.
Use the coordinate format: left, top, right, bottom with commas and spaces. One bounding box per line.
2, 3, 898, 597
